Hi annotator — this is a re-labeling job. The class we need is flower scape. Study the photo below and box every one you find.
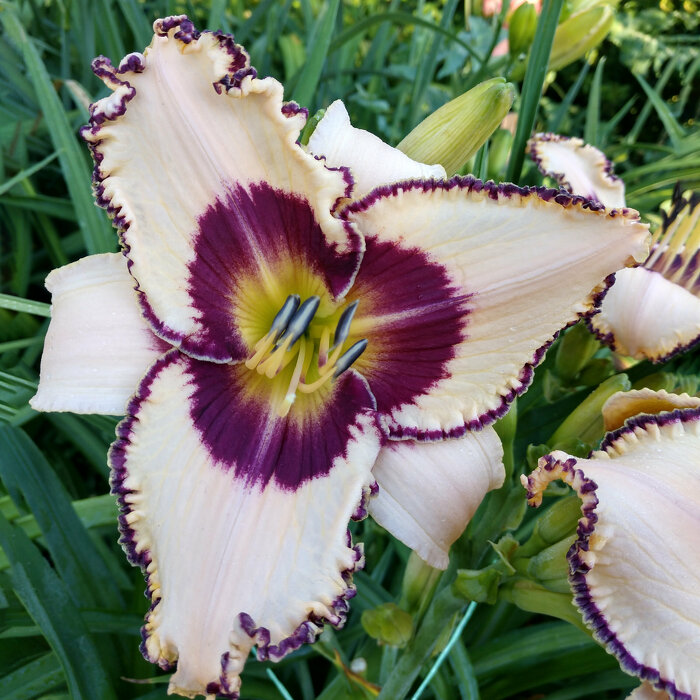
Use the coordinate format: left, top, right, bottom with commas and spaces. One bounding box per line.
27, 14, 678, 700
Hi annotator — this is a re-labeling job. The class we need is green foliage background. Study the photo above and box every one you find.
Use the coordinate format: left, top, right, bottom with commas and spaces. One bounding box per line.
0, 0, 698, 698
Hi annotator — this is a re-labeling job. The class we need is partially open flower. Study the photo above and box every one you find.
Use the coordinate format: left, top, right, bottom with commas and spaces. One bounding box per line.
30, 18, 648, 699
523, 393, 700, 699
529, 134, 700, 362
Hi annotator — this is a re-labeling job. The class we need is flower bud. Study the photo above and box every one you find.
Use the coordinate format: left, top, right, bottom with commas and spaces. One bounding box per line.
517, 494, 580, 557
549, 4, 615, 72
527, 535, 575, 584
508, 2, 538, 56
501, 579, 583, 628
550, 372, 631, 446
361, 603, 414, 647
400, 551, 442, 615
397, 78, 516, 175
453, 566, 503, 604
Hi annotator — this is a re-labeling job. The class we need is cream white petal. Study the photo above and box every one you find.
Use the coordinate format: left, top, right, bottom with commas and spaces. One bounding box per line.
528, 133, 626, 209
627, 683, 672, 700
307, 100, 446, 201
83, 18, 360, 362
30, 253, 166, 415
369, 427, 504, 569
344, 179, 649, 439
589, 267, 700, 362
602, 388, 700, 432
111, 352, 382, 698
524, 408, 700, 699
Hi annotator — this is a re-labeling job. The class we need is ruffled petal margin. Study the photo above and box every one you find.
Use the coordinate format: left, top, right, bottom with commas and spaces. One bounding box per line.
110, 350, 382, 698
588, 267, 700, 362
369, 427, 504, 569
589, 189, 700, 362
602, 388, 700, 432
344, 177, 649, 439
30, 254, 167, 415
523, 407, 700, 700
307, 100, 446, 200
527, 133, 626, 209
628, 683, 672, 700
83, 17, 361, 362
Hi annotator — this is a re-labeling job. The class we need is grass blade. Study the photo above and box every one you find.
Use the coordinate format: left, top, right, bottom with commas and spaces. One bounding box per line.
290, 0, 340, 108
506, 0, 566, 183
584, 57, 605, 148
0, 7, 115, 255
0, 511, 117, 700
0, 426, 122, 609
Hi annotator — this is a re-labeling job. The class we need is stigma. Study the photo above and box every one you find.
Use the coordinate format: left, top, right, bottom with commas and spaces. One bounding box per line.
245, 294, 367, 418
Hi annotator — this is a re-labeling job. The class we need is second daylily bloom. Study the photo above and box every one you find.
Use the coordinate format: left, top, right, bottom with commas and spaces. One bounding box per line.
523, 389, 700, 699
529, 133, 700, 362
31, 17, 648, 699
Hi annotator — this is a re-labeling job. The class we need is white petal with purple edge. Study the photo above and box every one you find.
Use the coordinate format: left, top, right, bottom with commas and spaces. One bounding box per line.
589, 267, 700, 362
628, 683, 672, 700
83, 18, 361, 362
602, 388, 700, 432
370, 427, 504, 569
30, 254, 166, 415
307, 100, 446, 201
523, 408, 700, 700
527, 133, 626, 209
344, 179, 649, 439
111, 351, 382, 698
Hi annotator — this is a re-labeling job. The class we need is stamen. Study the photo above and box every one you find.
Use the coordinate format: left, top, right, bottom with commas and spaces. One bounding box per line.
278, 340, 307, 418
267, 294, 301, 343
245, 294, 300, 370
333, 339, 368, 378
297, 338, 368, 393
330, 300, 359, 351
276, 296, 321, 348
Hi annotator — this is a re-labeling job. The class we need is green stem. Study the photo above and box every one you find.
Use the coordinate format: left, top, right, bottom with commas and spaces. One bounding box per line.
377, 586, 464, 699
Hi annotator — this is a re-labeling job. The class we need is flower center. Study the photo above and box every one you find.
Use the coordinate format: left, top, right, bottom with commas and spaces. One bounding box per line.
244, 294, 367, 418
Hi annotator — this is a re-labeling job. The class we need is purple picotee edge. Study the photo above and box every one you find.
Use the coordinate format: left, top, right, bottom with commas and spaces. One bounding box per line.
526, 133, 623, 204
341, 176, 631, 441
204, 536, 367, 697
109, 348, 375, 695
108, 351, 180, 668
527, 419, 700, 700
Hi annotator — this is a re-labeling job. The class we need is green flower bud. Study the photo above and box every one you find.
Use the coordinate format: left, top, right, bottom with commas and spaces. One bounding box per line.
453, 566, 503, 604
501, 579, 584, 628
549, 4, 615, 72
517, 494, 581, 557
527, 535, 576, 582
508, 2, 538, 56
550, 372, 630, 446
361, 603, 414, 647
400, 551, 442, 615
397, 78, 516, 175
487, 128, 513, 180
554, 322, 600, 383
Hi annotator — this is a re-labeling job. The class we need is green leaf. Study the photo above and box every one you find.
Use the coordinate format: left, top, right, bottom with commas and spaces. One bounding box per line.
0, 426, 122, 610
0, 7, 115, 255
634, 72, 686, 151
289, 0, 340, 108
0, 652, 64, 700
0, 512, 117, 700
507, 0, 566, 183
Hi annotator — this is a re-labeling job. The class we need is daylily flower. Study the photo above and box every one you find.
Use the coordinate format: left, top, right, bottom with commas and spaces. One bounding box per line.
529, 133, 700, 362
523, 389, 700, 699
31, 17, 648, 699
